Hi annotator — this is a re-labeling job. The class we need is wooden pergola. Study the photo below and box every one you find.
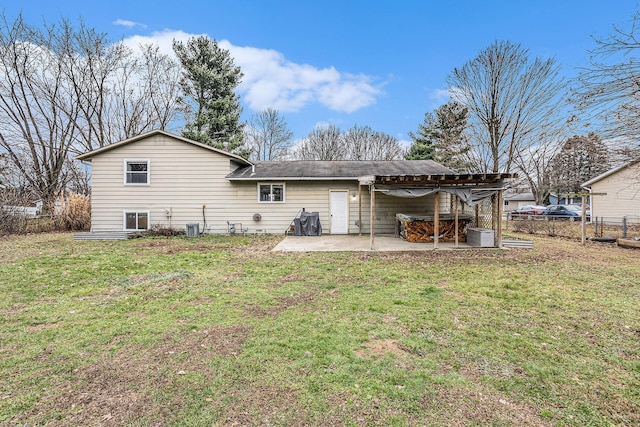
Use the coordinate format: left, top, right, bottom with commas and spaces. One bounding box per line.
357, 172, 516, 250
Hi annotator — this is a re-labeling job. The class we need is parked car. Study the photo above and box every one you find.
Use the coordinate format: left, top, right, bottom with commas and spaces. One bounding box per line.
508, 205, 546, 219
542, 204, 591, 221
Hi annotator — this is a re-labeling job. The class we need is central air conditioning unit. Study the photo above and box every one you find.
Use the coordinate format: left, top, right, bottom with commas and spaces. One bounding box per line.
186, 223, 199, 238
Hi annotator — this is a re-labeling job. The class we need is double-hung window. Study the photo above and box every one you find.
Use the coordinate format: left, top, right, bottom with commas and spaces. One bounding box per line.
258, 183, 285, 203
124, 159, 150, 185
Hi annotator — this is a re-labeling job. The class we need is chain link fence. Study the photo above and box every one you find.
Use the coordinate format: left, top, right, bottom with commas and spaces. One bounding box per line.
505, 214, 640, 240
1, 193, 91, 235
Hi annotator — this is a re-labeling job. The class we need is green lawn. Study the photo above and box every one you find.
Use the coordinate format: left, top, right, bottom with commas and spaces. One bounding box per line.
1, 233, 638, 426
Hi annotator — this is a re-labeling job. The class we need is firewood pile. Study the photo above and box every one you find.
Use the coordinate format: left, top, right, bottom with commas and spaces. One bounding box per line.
398, 218, 471, 243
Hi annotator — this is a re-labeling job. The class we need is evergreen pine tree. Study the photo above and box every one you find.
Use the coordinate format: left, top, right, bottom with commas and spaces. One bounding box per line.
405, 101, 471, 171
173, 36, 245, 155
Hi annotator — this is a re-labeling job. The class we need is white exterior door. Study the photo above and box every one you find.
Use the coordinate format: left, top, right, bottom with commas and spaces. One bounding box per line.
330, 190, 349, 234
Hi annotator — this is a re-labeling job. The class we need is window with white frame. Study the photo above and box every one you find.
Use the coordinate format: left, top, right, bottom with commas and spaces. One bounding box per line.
124, 160, 150, 185
258, 183, 285, 203
124, 211, 149, 231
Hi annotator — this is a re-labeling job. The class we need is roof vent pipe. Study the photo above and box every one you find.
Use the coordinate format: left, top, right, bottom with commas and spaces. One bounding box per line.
251, 164, 255, 175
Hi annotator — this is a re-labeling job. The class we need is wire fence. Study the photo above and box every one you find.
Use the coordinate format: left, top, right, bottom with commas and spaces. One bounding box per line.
0, 213, 67, 235
505, 214, 640, 240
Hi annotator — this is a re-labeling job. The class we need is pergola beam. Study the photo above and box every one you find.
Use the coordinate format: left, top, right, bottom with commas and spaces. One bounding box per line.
364, 172, 516, 250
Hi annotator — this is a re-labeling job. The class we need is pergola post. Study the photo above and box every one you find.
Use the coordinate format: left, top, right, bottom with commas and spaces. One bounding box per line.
454, 195, 459, 248
496, 190, 503, 248
581, 195, 587, 246
358, 184, 362, 236
370, 184, 375, 250
434, 191, 439, 250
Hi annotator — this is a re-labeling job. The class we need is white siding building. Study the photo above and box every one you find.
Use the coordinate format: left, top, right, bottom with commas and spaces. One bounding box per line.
78, 130, 513, 243
582, 159, 640, 222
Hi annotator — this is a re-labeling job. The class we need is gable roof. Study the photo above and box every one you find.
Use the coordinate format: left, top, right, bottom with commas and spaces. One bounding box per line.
76, 129, 252, 166
582, 158, 640, 187
226, 160, 454, 180
503, 192, 536, 202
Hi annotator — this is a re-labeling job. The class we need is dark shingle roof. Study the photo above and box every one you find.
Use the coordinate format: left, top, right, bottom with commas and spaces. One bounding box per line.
226, 160, 454, 180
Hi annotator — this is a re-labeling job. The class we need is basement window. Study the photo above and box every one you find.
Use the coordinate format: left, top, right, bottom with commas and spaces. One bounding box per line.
258, 183, 285, 203
124, 211, 149, 231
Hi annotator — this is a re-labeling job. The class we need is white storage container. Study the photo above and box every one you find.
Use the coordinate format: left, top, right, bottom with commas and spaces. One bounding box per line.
467, 228, 494, 247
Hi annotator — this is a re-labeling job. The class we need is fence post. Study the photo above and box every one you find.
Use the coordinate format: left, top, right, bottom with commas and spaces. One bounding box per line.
622, 216, 627, 238
593, 217, 598, 236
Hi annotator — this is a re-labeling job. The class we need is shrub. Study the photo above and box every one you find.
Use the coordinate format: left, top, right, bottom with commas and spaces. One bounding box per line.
139, 224, 185, 237
0, 191, 36, 235
57, 193, 91, 231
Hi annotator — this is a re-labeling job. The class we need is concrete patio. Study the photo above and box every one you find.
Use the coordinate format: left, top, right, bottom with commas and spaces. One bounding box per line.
272, 234, 474, 252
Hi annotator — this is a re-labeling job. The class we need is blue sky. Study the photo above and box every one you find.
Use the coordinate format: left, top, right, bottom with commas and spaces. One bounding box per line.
5, 1, 639, 144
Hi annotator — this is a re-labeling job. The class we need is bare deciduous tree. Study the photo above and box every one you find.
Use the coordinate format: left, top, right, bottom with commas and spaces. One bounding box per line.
0, 13, 181, 209
574, 11, 640, 147
245, 108, 293, 160
140, 44, 182, 132
294, 124, 403, 161
513, 133, 563, 204
66, 36, 181, 151
0, 14, 80, 210
447, 40, 565, 173
293, 124, 345, 160
344, 125, 403, 160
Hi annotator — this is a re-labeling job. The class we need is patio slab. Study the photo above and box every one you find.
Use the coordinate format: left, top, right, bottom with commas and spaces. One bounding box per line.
272, 235, 473, 252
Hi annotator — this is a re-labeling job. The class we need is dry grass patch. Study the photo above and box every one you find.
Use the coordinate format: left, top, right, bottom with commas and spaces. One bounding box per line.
14, 325, 251, 426
355, 338, 410, 359
423, 384, 554, 427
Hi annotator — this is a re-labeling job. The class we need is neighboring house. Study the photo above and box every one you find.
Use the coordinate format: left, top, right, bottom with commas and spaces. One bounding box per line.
77, 130, 513, 244
582, 159, 640, 220
1, 199, 42, 217
1, 205, 39, 216
503, 192, 537, 211
548, 193, 582, 206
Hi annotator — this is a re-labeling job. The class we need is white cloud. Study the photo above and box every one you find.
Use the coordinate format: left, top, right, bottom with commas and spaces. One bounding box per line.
113, 19, 147, 29
397, 138, 412, 149
120, 29, 382, 114
428, 88, 451, 104
120, 29, 196, 55
312, 121, 335, 130
446, 87, 469, 105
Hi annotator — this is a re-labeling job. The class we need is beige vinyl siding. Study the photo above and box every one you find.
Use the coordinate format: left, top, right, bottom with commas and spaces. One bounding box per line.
231, 181, 340, 234
90, 133, 241, 232
588, 163, 640, 220
89, 133, 454, 234
229, 182, 448, 235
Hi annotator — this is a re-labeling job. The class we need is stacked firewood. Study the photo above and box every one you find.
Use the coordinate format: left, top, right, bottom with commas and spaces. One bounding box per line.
399, 219, 470, 243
